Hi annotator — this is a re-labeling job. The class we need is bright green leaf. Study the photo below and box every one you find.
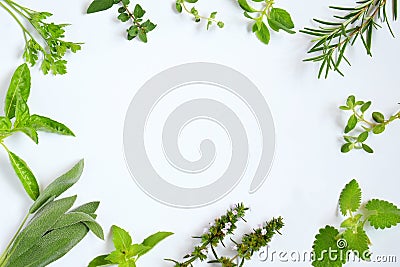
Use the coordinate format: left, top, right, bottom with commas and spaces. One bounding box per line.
339, 179, 362, 216
112, 225, 132, 252
255, 22, 270, 45
366, 199, 400, 229
344, 114, 357, 133
5, 63, 31, 119
88, 255, 113, 267
238, 0, 257, 13
372, 112, 385, 123
29, 115, 75, 136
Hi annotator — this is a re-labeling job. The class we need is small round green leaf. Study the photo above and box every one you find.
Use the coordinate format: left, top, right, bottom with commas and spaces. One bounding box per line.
372, 112, 385, 123
357, 131, 368, 143
372, 124, 385, 134
362, 143, 374, 153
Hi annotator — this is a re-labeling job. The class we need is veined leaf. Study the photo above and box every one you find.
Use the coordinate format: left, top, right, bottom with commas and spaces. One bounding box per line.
29, 115, 75, 136
138, 232, 173, 257
5, 63, 31, 119
7, 150, 39, 200
339, 179, 362, 216
366, 199, 400, 229
14, 95, 30, 128
112, 225, 132, 252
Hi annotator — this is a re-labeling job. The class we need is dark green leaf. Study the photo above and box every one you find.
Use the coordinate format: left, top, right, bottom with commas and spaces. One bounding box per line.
118, 13, 130, 22
71, 201, 100, 214
134, 4, 145, 18
8, 150, 39, 200
138, 31, 148, 43
30, 160, 84, 213
362, 143, 373, 153
175, 3, 182, 13
87, 0, 115, 14
341, 143, 353, 153
372, 112, 385, 123
5, 63, 31, 119
268, 8, 295, 34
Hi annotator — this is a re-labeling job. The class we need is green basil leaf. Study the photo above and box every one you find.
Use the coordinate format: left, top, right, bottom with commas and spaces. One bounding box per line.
238, 0, 257, 13
7, 150, 39, 200
255, 22, 270, 45
29, 114, 75, 136
30, 160, 84, 213
112, 225, 132, 251
138, 232, 173, 257
88, 255, 113, 267
87, 0, 114, 14
5, 223, 88, 267
5, 63, 31, 119
9, 196, 77, 262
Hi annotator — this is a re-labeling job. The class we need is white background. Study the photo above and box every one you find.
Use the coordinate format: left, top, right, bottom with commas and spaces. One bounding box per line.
0, 0, 399, 266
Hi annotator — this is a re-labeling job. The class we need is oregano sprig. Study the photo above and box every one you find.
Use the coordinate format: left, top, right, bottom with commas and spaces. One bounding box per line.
87, 0, 156, 43
301, 0, 398, 78
0, 160, 104, 267
0, 64, 75, 200
166, 203, 284, 266
175, 0, 224, 30
340, 95, 400, 153
88, 226, 173, 266
312, 179, 400, 267
238, 0, 295, 45
0, 0, 82, 75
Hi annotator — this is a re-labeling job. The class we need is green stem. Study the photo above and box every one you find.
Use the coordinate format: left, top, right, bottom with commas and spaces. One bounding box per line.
181, 2, 219, 24
0, 1, 33, 40
0, 213, 30, 266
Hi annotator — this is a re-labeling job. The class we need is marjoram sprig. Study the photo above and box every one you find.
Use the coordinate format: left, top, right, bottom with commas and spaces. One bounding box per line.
301, 0, 398, 78
340, 95, 400, 153
175, 0, 224, 30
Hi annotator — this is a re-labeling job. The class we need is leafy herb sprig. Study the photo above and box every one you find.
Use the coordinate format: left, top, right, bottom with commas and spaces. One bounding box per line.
166, 203, 284, 267
312, 179, 400, 267
301, 0, 398, 78
238, 0, 295, 45
175, 0, 224, 30
340, 95, 400, 153
0, 64, 75, 200
87, 0, 156, 43
0, 160, 104, 267
0, 0, 81, 75
89, 226, 173, 266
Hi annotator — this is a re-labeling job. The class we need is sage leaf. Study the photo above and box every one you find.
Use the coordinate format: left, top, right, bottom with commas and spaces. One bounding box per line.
71, 201, 100, 214
7, 150, 39, 200
30, 160, 84, 213
88, 255, 113, 267
5, 223, 88, 267
29, 115, 75, 136
87, 0, 114, 14
5, 63, 30, 119
9, 196, 77, 261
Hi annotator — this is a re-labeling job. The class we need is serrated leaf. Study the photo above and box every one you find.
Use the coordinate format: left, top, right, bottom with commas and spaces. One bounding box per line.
342, 227, 370, 260
238, 0, 257, 12
339, 179, 362, 216
87, 0, 114, 14
88, 255, 112, 267
112, 225, 132, 252
5, 63, 31, 119
366, 199, 400, 229
30, 160, 84, 213
8, 150, 39, 200
29, 114, 75, 136
312, 226, 346, 267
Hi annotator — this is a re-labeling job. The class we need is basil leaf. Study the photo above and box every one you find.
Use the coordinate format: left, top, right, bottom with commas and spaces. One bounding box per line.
138, 232, 173, 257
7, 150, 39, 200
88, 255, 113, 267
5, 63, 31, 119
29, 114, 75, 136
87, 0, 114, 14
30, 160, 84, 213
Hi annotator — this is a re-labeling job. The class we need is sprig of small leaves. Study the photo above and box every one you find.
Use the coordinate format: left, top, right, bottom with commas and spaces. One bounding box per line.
0, 0, 81, 75
175, 0, 224, 30
0, 64, 75, 200
301, 0, 398, 78
166, 203, 284, 267
238, 0, 295, 45
88, 226, 173, 266
0, 160, 104, 267
340, 95, 400, 153
312, 179, 400, 267
87, 0, 156, 43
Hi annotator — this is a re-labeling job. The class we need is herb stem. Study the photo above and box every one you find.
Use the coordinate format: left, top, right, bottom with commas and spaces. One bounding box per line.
181, 1, 219, 24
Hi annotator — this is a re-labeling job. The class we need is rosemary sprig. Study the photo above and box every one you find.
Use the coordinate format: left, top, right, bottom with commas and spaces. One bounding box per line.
301, 0, 398, 78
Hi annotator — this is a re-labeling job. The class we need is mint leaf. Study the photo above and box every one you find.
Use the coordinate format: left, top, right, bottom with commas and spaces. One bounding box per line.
312, 226, 346, 267
366, 199, 400, 229
339, 179, 362, 216
268, 8, 295, 34
342, 227, 370, 260
87, 0, 115, 13
112, 225, 132, 252
254, 22, 270, 45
